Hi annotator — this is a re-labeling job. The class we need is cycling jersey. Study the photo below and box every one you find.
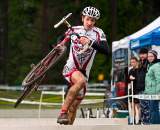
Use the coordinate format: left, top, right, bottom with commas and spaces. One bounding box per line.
62, 26, 108, 82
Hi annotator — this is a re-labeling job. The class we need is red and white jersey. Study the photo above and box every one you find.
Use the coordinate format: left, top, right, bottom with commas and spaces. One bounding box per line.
63, 26, 106, 82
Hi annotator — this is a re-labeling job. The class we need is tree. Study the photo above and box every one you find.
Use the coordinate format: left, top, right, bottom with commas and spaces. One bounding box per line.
110, 0, 117, 41
3, 0, 159, 85
41, 0, 49, 56
0, 0, 8, 84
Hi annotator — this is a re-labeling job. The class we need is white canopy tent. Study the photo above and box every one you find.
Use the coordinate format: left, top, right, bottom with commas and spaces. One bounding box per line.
112, 37, 129, 52
128, 16, 160, 40
111, 17, 160, 118
112, 16, 160, 58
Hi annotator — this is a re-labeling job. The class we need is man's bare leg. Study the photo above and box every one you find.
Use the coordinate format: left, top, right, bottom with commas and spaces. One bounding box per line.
68, 99, 82, 125
57, 71, 86, 124
61, 71, 85, 111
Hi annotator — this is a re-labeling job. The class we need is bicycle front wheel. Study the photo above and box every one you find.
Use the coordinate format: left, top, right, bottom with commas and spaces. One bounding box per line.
22, 45, 66, 86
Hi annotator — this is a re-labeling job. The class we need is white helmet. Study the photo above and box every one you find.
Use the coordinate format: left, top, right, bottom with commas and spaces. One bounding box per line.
82, 6, 100, 20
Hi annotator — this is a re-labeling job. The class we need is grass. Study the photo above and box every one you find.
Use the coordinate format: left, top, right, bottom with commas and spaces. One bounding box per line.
0, 90, 104, 109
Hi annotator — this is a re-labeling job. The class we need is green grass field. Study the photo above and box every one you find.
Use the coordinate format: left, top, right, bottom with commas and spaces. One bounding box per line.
0, 90, 104, 109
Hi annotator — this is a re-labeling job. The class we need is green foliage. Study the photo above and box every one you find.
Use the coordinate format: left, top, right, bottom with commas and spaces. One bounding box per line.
7, 0, 41, 85
2, 0, 159, 85
0, 90, 103, 109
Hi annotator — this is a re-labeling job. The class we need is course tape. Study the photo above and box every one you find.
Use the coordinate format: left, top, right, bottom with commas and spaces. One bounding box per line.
0, 98, 104, 105
109, 94, 160, 100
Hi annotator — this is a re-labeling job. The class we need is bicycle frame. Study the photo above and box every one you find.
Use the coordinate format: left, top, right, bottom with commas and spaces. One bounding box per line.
14, 13, 73, 108
15, 12, 94, 108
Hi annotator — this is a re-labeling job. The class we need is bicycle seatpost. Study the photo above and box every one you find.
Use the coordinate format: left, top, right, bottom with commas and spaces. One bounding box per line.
54, 13, 72, 28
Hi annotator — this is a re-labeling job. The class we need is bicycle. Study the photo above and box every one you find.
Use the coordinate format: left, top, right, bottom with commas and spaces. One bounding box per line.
103, 96, 128, 118
14, 13, 73, 108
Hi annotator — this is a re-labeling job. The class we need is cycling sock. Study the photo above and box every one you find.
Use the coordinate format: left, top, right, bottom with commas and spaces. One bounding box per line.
60, 109, 68, 114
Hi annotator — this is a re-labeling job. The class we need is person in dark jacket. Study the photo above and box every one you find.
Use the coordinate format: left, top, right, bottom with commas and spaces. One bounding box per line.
138, 48, 148, 91
128, 57, 141, 124
139, 48, 148, 68
138, 48, 149, 124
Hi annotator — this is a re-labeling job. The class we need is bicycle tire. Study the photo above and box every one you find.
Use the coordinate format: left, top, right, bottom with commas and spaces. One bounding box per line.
14, 74, 45, 108
103, 99, 128, 117
14, 85, 34, 108
102, 99, 110, 117
22, 45, 66, 86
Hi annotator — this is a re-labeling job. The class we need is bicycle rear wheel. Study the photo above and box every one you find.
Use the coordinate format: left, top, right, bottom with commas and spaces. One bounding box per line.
22, 45, 66, 86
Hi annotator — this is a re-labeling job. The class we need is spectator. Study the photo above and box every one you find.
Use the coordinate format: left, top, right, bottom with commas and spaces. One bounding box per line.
141, 49, 160, 124
139, 48, 148, 69
138, 48, 148, 91
128, 57, 141, 124
138, 48, 148, 124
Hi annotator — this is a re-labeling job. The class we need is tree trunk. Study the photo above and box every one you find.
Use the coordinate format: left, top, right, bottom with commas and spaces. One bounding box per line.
110, 0, 117, 41
142, 0, 153, 24
41, 0, 49, 55
74, 0, 81, 25
0, 0, 8, 84
152, 0, 160, 18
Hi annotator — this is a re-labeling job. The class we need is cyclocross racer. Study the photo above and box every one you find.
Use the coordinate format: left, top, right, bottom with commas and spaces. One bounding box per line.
57, 6, 110, 125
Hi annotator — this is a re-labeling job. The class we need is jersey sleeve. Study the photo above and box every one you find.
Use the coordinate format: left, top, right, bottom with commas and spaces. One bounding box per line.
98, 28, 107, 41
91, 27, 110, 55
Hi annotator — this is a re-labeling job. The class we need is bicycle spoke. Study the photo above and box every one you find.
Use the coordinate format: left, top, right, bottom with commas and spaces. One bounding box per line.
22, 45, 66, 86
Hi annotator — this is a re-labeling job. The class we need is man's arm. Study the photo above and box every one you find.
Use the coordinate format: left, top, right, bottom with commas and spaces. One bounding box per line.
91, 40, 110, 55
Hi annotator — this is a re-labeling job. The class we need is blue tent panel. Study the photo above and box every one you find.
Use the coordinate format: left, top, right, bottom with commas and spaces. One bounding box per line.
130, 27, 160, 49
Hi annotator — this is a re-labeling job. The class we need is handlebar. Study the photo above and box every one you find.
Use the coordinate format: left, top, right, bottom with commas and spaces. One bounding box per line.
54, 13, 72, 28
